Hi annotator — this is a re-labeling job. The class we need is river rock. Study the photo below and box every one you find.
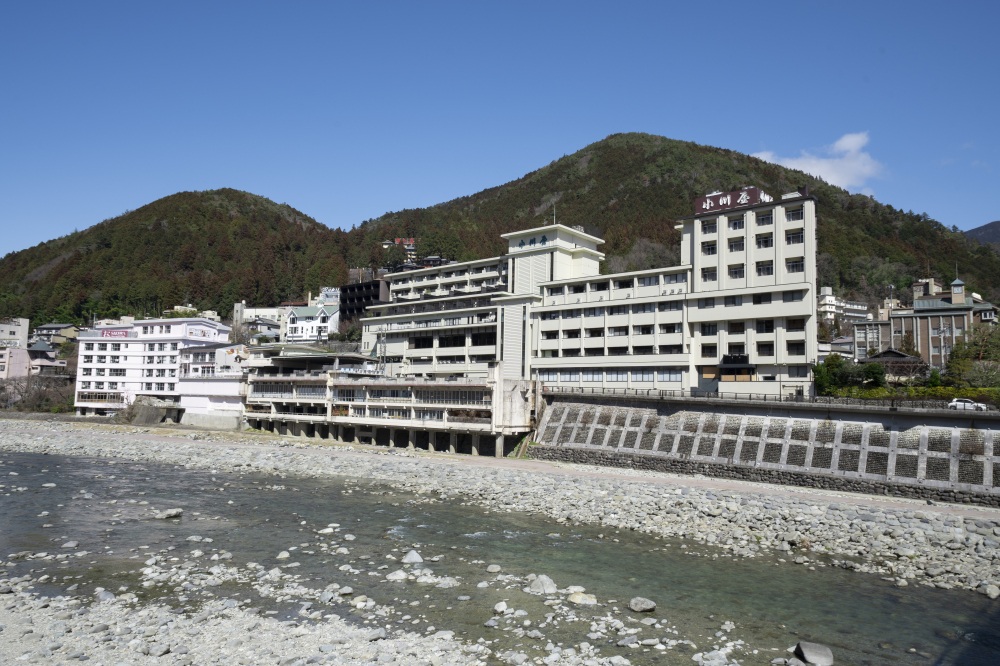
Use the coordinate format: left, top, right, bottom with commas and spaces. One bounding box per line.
154, 508, 183, 519
794, 641, 834, 665
629, 596, 656, 612
526, 574, 557, 595
402, 549, 423, 564
386, 569, 408, 581
567, 591, 597, 606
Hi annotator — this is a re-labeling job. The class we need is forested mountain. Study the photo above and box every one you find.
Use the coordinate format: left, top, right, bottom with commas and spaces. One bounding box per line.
2, 133, 1000, 326
964, 220, 1000, 249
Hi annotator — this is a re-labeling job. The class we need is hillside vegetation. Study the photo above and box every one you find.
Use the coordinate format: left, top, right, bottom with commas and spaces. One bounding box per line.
2, 133, 999, 326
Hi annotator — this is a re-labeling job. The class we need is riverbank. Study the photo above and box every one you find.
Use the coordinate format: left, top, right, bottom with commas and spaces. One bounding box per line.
1, 418, 999, 664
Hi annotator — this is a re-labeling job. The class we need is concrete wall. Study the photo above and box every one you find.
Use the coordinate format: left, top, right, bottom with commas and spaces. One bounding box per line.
534, 396, 1000, 506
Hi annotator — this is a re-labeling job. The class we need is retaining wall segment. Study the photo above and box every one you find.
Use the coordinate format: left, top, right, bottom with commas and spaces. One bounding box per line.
535, 399, 1000, 506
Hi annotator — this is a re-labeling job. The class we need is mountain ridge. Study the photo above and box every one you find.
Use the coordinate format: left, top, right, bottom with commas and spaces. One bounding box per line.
3, 133, 1000, 326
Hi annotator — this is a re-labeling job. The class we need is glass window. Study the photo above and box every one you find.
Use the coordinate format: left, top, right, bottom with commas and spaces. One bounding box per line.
701, 323, 718, 336
756, 261, 774, 277
757, 213, 773, 226
785, 208, 804, 222
702, 242, 717, 256
786, 257, 805, 273
757, 342, 774, 356
701, 344, 717, 358
756, 233, 774, 249
657, 368, 682, 382
786, 230, 804, 244
701, 268, 717, 282
632, 369, 654, 381
756, 319, 775, 334
728, 216, 744, 230
728, 265, 745, 279
728, 321, 745, 334
752, 293, 772, 305
582, 369, 603, 381
698, 298, 715, 309
728, 238, 745, 252
782, 290, 804, 302
701, 220, 717, 234
637, 276, 659, 287
724, 295, 743, 307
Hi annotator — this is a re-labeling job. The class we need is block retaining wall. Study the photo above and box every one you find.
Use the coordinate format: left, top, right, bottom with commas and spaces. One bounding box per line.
533, 399, 1000, 507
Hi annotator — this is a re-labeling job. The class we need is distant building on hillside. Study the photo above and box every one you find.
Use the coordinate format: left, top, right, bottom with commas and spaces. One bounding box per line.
817, 287, 869, 324
853, 277, 998, 368
163, 304, 222, 322
32, 323, 81, 347
339, 280, 389, 321
381, 237, 417, 261
0, 318, 30, 349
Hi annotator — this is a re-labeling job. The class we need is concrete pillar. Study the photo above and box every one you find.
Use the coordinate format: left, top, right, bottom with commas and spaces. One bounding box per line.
449, 433, 457, 454
428, 432, 436, 453
408, 429, 416, 450
353, 428, 361, 446
471, 435, 480, 456
495, 435, 504, 458
388, 429, 397, 448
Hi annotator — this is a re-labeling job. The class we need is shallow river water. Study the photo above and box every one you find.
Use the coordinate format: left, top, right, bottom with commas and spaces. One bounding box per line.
2, 451, 998, 665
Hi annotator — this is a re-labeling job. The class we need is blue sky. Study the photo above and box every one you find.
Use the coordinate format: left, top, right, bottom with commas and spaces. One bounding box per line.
2, 2, 997, 258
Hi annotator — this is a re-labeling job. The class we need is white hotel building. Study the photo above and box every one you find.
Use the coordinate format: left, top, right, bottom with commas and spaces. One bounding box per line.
363, 187, 817, 397
74, 318, 231, 416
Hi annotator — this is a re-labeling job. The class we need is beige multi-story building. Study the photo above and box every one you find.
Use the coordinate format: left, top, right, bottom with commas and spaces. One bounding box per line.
853, 277, 997, 368
532, 187, 818, 396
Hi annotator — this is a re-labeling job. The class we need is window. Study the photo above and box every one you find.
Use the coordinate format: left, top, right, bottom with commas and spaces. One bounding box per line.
537, 370, 558, 381
585, 348, 604, 356
724, 295, 743, 307
659, 323, 680, 334
787, 341, 806, 356
756, 261, 774, 277
702, 268, 717, 282
756, 233, 774, 249
110, 368, 125, 377
698, 298, 715, 309
590, 281, 609, 292
95, 368, 105, 376
632, 369, 654, 382
80, 381, 91, 389
728, 343, 745, 355
84, 343, 94, 351
615, 279, 633, 289
107, 382, 117, 390
156, 369, 166, 377
757, 213, 773, 226
584, 307, 604, 317
158, 343, 166, 351
559, 370, 580, 382
110, 355, 119, 364
97, 343, 107, 351
561, 310, 580, 319
728, 265, 745, 280
562, 330, 580, 339
728, 216, 744, 230
155, 383, 165, 391
542, 331, 559, 340
786, 257, 805, 273
632, 303, 655, 314
638, 276, 658, 287
110, 343, 121, 352
570, 284, 586, 294
633, 325, 653, 335
608, 326, 628, 337
728, 321, 745, 334
788, 365, 809, 378
787, 318, 806, 332
83, 355, 93, 363
607, 346, 629, 356
583, 369, 603, 381
658, 368, 682, 382
144, 369, 154, 377
585, 328, 603, 338
82, 368, 92, 376
606, 369, 628, 382
728, 238, 745, 252
658, 301, 682, 312
785, 208, 804, 222
757, 342, 774, 356
782, 290, 805, 302
142, 326, 151, 335
786, 230, 804, 245
756, 319, 775, 334
608, 305, 629, 316
541, 311, 560, 321
663, 273, 687, 284
96, 356, 106, 363
752, 292, 772, 305
701, 220, 717, 234
547, 286, 564, 296
701, 323, 718, 336
702, 242, 717, 256
170, 343, 178, 351
659, 344, 682, 354
701, 344, 718, 358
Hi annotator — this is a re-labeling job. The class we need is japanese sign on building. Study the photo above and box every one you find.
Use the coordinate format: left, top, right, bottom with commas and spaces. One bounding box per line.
694, 187, 773, 214
100, 329, 130, 338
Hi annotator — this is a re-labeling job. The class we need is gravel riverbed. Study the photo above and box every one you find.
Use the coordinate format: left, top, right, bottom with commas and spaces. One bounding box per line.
1, 417, 999, 665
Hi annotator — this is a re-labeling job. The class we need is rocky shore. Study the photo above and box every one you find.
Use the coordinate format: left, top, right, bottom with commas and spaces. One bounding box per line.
2, 418, 999, 664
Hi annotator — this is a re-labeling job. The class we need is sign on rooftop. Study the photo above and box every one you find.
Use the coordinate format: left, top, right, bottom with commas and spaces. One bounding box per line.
694, 187, 773, 214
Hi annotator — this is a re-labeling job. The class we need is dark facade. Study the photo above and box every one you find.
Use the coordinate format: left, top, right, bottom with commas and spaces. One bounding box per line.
339, 280, 390, 321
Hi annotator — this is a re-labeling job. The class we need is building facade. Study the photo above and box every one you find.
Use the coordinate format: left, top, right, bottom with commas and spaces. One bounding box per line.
0, 318, 30, 349
817, 287, 869, 324
74, 318, 231, 415
177, 342, 248, 428
853, 278, 997, 368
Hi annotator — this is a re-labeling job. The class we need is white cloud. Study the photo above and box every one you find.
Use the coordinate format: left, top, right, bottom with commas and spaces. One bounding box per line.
752, 132, 883, 191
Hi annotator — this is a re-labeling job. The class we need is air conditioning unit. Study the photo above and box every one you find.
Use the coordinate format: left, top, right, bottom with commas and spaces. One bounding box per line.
661, 290, 667, 295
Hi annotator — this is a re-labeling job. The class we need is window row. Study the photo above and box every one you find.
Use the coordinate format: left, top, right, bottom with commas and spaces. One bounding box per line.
700, 258, 805, 281
83, 343, 124, 352
537, 368, 684, 382
698, 290, 806, 309
547, 273, 686, 295
700, 341, 807, 357
539, 301, 679, 319
704, 231, 804, 256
